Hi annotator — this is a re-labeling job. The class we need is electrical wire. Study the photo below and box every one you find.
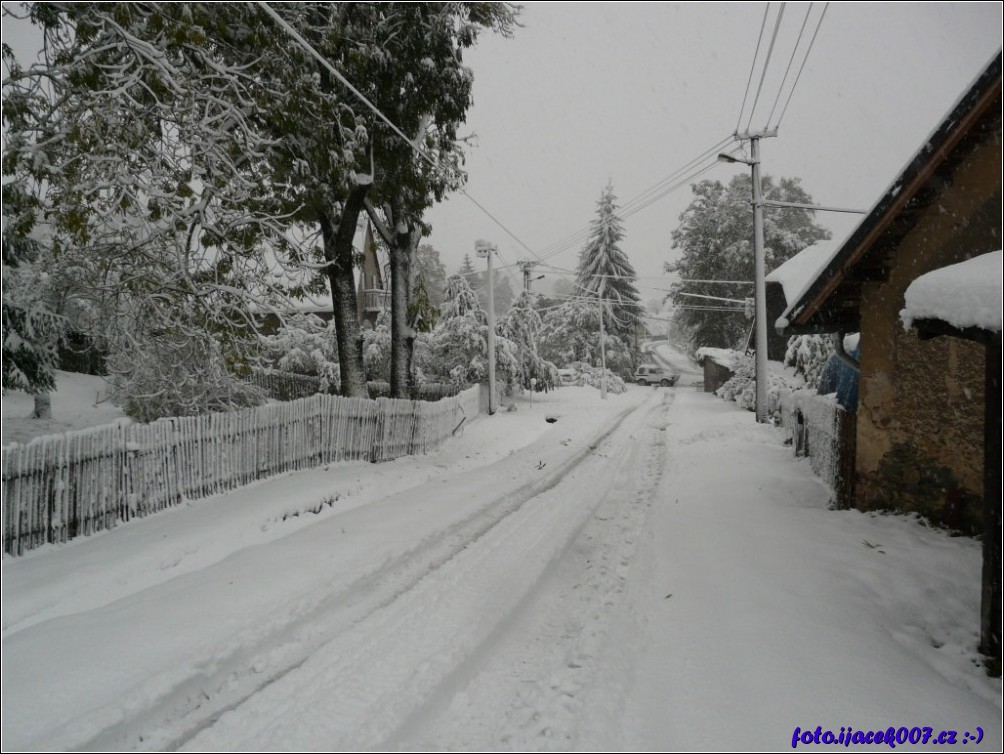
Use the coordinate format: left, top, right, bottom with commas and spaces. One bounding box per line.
772, 2, 829, 130
257, 2, 544, 266
764, 3, 813, 128
735, 3, 772, 134
745, 2, 787, 133
535, 156, 722, 264
532, 134, 733, 263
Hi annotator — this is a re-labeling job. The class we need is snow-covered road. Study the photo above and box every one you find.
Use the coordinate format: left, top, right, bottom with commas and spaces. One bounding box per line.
3, 380, 1000, 751
3, 386, 665, 750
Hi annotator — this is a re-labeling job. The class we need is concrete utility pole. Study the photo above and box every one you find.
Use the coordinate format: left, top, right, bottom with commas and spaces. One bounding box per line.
518, 260, 544, 293
476, 239, 498, 415
750, 136, 769, 424
719, 131, 865, 424
598, 281, 608, 400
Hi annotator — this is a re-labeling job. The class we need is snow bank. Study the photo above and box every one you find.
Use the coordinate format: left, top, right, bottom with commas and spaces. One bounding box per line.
900, 250, 1002, 332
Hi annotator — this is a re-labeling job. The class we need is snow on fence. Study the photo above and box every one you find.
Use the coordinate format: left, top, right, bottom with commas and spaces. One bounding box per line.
1, 386, 479, 556
778, 389, 854, 505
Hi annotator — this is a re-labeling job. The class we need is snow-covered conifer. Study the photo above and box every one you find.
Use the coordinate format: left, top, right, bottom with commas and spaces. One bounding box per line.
575, 183, 642, 340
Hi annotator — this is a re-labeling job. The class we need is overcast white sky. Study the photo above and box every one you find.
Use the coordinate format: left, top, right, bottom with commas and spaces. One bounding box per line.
3, 3, 1001, 304
421, 2, 1002, 300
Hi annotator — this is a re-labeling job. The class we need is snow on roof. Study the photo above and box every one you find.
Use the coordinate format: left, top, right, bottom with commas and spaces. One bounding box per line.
766, 240, 842, 306
695, 347, 742, 369
777, 53, 1001, 334
772, 239, 845, 331
900, 250, 1003, 333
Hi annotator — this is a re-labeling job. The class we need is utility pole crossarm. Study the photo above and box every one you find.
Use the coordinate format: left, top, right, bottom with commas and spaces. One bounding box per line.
764, 199, 867, 214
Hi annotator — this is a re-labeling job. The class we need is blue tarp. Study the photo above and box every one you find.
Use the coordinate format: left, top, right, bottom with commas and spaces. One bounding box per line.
817, 347, 859, 413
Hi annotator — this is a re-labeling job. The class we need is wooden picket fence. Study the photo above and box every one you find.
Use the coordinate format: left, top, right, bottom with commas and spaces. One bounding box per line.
1, 386, 480, 556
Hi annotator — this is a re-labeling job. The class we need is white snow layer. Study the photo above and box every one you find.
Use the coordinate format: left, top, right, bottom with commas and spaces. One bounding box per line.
901, 250, 1003, 333
767, 239, 842, 306
2, 370, 129, 446
695, 346, 741, 369
2, 356, 1000, 751
772, 239, 845, 331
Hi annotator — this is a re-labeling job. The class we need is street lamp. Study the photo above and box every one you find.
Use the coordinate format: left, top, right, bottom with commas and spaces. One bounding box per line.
475, 239, 498, 415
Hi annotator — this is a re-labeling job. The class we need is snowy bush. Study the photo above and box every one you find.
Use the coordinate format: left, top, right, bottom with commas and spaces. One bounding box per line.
109, 332, 265, 422
715, 354, 796, 420
260, 313, 341, 392
563, 361, 627, 394
784, 334, 834, 390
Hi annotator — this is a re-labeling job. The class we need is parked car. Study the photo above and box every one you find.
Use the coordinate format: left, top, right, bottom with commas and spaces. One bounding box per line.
634, 363, 678, 386
556, 368, 576, 386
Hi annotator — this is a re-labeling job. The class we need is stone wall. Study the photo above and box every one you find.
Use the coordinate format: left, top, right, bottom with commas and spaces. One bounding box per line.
853, 136, 998, 533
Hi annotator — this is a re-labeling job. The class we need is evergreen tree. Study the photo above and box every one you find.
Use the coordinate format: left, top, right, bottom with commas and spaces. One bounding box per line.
458, 254, 477, 279
575, 183, 641, 339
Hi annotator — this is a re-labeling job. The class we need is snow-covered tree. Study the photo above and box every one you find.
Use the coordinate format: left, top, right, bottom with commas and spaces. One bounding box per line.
668, 174, 831, 350
260, 313, 341, 392
458, 254, 477, 279
784, 334, 835, 389
427, 275, 519, 392
1, 257, 64, 403
2, 3, 312, 416
414, 244, 448, 317
537, 299, 634, 377
576, 183, 641, 340
3, 2, 519, 412
497, 291, 557, 391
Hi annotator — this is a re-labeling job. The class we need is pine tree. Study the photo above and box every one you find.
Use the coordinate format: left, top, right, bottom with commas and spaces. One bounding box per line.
459, 254, 477, 279
575, 183, 641, 340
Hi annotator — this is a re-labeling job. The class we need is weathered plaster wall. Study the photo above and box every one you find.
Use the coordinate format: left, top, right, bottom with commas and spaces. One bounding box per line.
854, 137, 999, 532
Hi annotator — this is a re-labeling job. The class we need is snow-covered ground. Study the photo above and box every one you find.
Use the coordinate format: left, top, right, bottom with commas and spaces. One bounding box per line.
2, 370, 1000, 751
2, 370, 129, 446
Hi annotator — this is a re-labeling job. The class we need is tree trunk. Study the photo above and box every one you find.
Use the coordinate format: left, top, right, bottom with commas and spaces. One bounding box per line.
389, 224, 420, 399
32, 393, 52, 419
319, 190, 368, 398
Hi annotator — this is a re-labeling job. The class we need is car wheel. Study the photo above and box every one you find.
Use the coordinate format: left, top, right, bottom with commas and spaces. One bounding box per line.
660, 379, 670, 387
637, 379, 648, 386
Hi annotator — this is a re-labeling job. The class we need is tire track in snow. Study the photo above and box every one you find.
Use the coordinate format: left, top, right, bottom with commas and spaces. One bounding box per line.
74, 391, 655, 752
393, 389, 674, 751
166, 390, 668, 751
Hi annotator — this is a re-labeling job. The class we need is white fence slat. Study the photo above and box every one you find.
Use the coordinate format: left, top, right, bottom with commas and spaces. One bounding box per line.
3, 385, 481, 555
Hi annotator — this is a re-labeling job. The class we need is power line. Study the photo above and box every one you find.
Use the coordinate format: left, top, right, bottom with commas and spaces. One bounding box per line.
765, 3, 813, 128
745, 1, 787, 133
736, 3, 772, 134
532, 134, 733, 263
619, 135, 735, 214
257, 2, 543, 266
773, 2, 829, 130
536, 156, 722, 264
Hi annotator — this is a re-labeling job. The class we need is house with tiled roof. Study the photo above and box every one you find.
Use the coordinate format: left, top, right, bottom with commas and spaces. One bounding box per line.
777, 51, 1001, 674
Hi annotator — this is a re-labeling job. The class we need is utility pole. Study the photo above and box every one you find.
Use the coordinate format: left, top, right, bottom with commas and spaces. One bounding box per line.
519, 260, 535, 293
750, 135, 768, 424
476, 239, 497, 415
598, 281, 608, 400
719, 132, 865, 424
